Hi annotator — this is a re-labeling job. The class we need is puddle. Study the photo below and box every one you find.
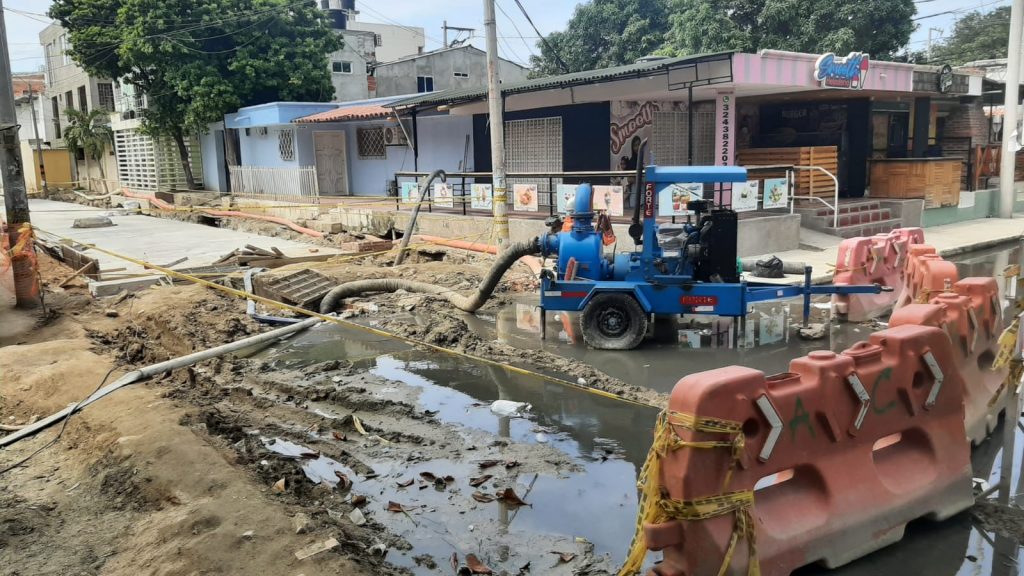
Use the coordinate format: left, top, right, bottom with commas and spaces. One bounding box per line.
256, 239, 1024, 575
263, 437, 355, 488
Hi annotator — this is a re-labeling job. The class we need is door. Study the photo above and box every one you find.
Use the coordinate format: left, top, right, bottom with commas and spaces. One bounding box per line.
314, 131, 348, 195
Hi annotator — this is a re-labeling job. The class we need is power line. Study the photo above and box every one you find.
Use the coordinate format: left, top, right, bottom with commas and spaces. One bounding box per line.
494, 1, 536, 59
353, 1, 444, 47
511, 0, 568, 72
913, 0, 1010, 20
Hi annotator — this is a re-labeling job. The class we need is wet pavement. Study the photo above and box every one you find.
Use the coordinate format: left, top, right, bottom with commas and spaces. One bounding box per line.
262, 239, 1024, 575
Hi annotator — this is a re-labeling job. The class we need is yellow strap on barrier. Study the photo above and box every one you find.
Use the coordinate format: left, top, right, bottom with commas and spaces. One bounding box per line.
5, 223, 34, 257
618, 409, 756, 576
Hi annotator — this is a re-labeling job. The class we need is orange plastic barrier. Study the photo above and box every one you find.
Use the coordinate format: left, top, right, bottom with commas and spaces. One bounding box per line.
895, 250, 960, 310
832, 228, 923, 321
890, 277, 1008, 444
626, 324, 973, 576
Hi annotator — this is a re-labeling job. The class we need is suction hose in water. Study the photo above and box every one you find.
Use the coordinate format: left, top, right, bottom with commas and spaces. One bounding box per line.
319, 237, 541, 314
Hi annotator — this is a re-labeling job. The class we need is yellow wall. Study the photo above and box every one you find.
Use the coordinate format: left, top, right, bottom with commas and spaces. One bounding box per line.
20, 143, 74, 193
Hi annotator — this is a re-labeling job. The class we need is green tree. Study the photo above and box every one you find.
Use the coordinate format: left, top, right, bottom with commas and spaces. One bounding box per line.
62, 108, 113, 193
49, 0, 342, 189
928, 7, 1011, 65
529, 0, 672, 77
532, 0, 917, 74
664, 0, 917, 59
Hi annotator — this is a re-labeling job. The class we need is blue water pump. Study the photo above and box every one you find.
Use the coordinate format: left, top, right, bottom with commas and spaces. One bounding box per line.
536, 165, 887, 350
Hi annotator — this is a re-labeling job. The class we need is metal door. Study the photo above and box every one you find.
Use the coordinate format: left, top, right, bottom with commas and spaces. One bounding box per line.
314, 131, 348, 195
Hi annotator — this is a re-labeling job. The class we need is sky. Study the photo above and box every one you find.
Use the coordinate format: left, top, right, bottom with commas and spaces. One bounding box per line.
0, 0, 1013, 74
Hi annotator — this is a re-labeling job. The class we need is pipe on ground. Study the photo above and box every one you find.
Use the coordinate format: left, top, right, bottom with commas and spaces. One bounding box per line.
416, 234, 543, 275
320, 238, 540, 314
200, 210, 324, 239
0, 316, 322, 448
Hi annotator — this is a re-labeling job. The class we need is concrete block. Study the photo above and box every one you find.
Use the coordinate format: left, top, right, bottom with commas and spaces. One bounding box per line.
155, 190, 222, 207
111, 194, 150, 210
310, 220, 345, 234
89, 274, 169, 297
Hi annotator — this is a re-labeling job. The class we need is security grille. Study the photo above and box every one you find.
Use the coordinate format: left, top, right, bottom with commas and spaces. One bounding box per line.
278, 129, 295, 161
114, 127, 203, 192
652, 111, 688, 165
357, 127, 386, 159
693, 102, 716, 165
504, 117, 562, 209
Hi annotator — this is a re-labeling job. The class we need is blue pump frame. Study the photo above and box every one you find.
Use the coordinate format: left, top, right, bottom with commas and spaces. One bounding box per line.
537, 165, 884, 343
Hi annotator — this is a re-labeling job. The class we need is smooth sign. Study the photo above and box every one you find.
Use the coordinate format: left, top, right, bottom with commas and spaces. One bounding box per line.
814, 52, 870, 90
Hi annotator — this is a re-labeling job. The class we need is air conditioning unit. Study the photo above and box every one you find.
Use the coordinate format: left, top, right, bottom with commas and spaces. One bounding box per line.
383, 125, 408, 146
255, 126, 268, 136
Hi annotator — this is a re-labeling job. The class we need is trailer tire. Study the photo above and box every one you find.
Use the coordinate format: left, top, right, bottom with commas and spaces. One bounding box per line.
581, 292, 648, 350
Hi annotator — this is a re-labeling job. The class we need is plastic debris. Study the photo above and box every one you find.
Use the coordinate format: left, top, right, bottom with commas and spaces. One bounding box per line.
489, 400, 531, 417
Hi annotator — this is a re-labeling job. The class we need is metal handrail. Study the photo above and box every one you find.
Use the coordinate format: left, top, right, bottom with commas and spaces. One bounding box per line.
791, 165, 840, 228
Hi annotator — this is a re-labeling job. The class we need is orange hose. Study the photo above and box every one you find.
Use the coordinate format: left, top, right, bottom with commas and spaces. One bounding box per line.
200, 210, 325, 239
118, 190, 324, 239
415, 234, 542, 275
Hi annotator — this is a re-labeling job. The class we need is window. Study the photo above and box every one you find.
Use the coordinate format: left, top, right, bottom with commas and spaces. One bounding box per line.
453, 71, 469, 78
278, 129, 295, 161
78, 85, 88, 112
320, 0, 328, 7
332, 61, 353, 74
97, 83, 115, 112
357, 127, 386, 159
64, 90, 73, 113
51, 97, 61, 139
416, 76, 434, 93
374, 33, 383, 47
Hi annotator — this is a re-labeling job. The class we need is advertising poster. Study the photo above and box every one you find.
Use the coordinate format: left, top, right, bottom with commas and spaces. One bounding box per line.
732, 180, 759, 212
556, 184, 578, 214
400, 182, 418, 204
658, 182, 703, 217
609, 100, 687, 170
513, 183, 539, 212
470, 184, 492, 210
762, 177, 789, 209
515, 303, 542, 333
433, 183, 454, 208
592, 185, 624, 216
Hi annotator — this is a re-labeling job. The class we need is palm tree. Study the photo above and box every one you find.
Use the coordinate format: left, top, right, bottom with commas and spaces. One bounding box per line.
63, 108, 114, 193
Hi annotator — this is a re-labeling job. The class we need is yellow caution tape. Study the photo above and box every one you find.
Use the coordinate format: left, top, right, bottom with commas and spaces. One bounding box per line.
619, 410, 757, 576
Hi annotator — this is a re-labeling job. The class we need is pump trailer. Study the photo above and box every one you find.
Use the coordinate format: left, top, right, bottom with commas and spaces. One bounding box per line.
536, 164, 887, 350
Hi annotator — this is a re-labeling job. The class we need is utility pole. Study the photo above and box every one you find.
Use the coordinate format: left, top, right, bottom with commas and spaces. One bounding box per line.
483, 0, 509, 251
926, 27, 942, 61
441, 22, 475, 49
1000, 0, 1024, 218
26, 82, 47, 195
0, 1, 40, 307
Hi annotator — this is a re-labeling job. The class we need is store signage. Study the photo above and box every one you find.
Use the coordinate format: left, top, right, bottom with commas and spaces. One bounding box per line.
610, 101, 657, 155
717, 92, 732, 165
938, 64, 954, 93
814, 52, 870, 89
680, 295, 718, 307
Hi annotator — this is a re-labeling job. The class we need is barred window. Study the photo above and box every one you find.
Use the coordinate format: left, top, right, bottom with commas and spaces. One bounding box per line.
278, 129, 295, 161
357, 127, 386, 159
97, 83, 115, 112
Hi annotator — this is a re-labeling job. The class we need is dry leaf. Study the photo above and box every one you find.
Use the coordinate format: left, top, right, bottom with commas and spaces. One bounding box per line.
386, 501, 406, 513
550, 551, 576, 563
332, 431, 347, 441
496, 488, 528, 507
443, 475, 455, 484
350, 495, 367, 507
465, 553, 493, 574
517, 561, 531, 574
299, 450, 320, 459
396, 478, 415, 488
504, 461, 520, 469
419, 471, 437, 482
450, 552, 459, 573
477, 460, 499, 469
471, 491, 496, 503
468, 475, 492, 487
352, 415, 368, 436
334, 471, 352, 490
272, 478, 286, 493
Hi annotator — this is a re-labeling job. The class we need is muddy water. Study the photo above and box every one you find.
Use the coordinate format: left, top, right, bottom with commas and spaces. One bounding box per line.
267, 240, 1024, 574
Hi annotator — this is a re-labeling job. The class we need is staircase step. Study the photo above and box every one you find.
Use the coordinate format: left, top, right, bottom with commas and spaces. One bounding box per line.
834, 218, 903, 238
835, 208, 892, 227
810, 202, 881, 217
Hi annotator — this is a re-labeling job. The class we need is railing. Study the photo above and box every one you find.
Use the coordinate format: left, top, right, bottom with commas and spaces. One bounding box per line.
790, 165, 840, 228
229, 166, 319, 203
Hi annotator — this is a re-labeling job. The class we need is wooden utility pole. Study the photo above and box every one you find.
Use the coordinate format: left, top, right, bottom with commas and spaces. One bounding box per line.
0, 1, 40, 307
1000, 0, 1024, 218
483, 0, 509, 251
26, 81, 47, 195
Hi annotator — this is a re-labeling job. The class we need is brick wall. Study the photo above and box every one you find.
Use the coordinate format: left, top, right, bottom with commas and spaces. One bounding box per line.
943, 98, 987, 188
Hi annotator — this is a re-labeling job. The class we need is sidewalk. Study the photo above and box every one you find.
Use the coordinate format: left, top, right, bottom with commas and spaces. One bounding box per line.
746, 216, 1024, 285
23, 199, 339, 274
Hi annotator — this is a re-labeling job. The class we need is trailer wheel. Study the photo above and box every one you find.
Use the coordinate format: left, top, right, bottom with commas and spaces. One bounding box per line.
581, 293, 648, 350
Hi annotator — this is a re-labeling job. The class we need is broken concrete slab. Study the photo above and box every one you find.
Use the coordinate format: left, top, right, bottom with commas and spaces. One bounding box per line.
72, 216, 114, 229
310, 220, 345, 234
89, 274, 170, 297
